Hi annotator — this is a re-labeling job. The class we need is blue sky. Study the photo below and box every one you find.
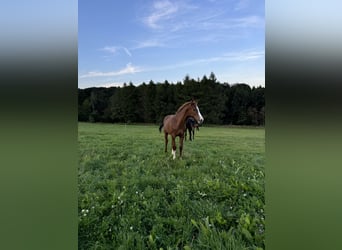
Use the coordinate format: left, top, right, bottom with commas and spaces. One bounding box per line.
78, 0, 264, 88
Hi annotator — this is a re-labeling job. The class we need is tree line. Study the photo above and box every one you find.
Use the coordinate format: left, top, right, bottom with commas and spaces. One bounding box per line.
78, 73, 265, 126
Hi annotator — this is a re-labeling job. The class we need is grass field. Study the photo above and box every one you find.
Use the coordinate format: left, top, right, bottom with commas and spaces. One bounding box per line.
78, 122, 265, 249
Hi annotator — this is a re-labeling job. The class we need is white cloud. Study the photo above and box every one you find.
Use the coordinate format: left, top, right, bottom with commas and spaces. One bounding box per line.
234, 0, 250, 11
143, 0, 179, 29
146, 50, 264, 72
132, 39, 166, 49
123, 47, 132, 57
101, 46, 132, 57
222, 50, 264, 61
79, 63, 142, 78
233, 15, 264, 28
196, 15, 264, 31
101, 46, 118, 54
99, 82, 126, 88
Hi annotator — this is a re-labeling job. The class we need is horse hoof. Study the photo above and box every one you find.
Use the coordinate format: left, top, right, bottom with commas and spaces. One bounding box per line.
172, 149, 176, 159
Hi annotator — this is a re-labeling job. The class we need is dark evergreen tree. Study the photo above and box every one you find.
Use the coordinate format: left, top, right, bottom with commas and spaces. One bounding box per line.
209, 71, 217, 83
229, 84, 252, 125
78, 98, 91, 121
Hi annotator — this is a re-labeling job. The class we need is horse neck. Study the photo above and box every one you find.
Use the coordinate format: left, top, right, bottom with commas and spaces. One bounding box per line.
175, 105, 191, 128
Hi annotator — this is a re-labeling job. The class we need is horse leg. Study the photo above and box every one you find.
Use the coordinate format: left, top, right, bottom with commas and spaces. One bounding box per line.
171, 136, 176, 160
164, 132, 168, 152
179, 134, 184, 158
192, 129, 195, 141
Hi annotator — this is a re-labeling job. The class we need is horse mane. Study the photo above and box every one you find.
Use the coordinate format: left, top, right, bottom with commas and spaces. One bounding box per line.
175, 101, 194, 114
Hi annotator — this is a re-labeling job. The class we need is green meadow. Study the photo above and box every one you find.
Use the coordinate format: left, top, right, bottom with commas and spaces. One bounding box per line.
78, 122, 265, 249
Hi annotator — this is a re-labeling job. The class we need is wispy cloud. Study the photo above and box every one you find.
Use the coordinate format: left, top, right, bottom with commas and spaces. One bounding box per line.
139, 2, 262, 49
79, 63, 142, 78
132, 39, 166, 49
196, 15, 264, 31
222, 50, 264, 61
144, 50, 264, 72
144, 0, 179, 29
233, 15, 264, 28
234, 0, 251, 11
101, 46, 118, 54
142, 1, 261, 31
122, 47, 132, 57
101, 46, 132, 57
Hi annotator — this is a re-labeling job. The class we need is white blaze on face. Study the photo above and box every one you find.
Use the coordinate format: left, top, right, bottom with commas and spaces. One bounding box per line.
196, 105, 204, 124
172, 149, 176, 160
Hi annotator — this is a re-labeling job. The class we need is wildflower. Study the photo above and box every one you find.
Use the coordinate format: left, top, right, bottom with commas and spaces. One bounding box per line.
136, 191, 138, 195
243, 193, 247, 197
197, 191, 207, 197
130, 226, 133, 230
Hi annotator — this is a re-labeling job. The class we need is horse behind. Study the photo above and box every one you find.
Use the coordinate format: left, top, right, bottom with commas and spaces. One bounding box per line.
185, 117, 200, 141
159, 100, 204, 159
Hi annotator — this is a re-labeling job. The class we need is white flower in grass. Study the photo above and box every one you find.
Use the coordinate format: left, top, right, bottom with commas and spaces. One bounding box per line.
80, 208, 90, 216
130, 226, 133, 230
197, 191, 207, 197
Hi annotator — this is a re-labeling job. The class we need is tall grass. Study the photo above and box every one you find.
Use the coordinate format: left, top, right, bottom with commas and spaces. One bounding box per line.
79, 123, 265, 249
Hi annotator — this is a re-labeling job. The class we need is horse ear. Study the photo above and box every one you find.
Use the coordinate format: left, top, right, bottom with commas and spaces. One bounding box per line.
190, 97, 197, 103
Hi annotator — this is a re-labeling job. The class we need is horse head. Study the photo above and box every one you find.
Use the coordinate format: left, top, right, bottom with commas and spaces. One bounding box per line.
186, 100, 204, 125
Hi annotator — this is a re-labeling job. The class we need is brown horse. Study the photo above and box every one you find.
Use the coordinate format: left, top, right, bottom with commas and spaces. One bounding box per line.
159, 100, 204, 159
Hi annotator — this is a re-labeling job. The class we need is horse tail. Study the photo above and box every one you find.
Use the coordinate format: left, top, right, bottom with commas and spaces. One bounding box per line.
159, 123, 164, 133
